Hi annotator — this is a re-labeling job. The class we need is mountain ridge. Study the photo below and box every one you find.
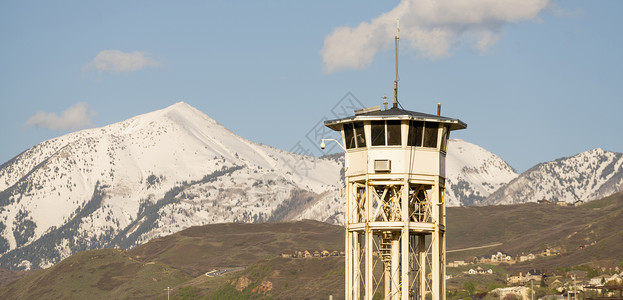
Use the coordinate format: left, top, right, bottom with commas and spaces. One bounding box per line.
480, 148, 623, 205
1, 102, 621, 271
0, 102, 342, 269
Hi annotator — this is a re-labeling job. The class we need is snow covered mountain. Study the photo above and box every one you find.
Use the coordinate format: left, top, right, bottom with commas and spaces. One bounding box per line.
0, 102, 583, 270
480, 148, 623, 206
0, 102, 343, 269
445, 139, 518, 206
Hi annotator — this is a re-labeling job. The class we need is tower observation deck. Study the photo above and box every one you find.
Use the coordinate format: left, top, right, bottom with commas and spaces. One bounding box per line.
324, 105, 466, 300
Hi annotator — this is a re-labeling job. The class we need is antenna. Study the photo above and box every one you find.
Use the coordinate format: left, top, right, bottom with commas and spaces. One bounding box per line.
393, 18, 400, 109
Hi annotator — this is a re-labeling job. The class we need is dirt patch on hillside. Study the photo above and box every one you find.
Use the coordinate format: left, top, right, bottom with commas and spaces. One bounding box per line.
235, 276, 250, 291
252, 280, 272, 294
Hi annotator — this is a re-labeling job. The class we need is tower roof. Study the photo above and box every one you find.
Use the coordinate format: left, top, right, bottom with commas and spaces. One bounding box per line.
324, 107, 467, 131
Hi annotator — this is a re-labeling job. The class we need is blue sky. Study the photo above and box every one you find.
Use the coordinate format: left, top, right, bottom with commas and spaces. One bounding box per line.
1, 0, 621, 173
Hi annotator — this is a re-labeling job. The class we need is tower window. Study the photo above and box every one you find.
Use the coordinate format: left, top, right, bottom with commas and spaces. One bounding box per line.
344, 123, 355, 149
423, 122, 439, 148
387, 120, 401, 146
408, 121, 424, 147
371, 121, 385, 146
409, 121, 439, 148
371, 120, 402, 146
353, 122, 366, 148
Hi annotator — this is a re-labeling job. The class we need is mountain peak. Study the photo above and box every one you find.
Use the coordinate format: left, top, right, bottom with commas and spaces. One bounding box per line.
116, 101, 216, 135
590, 148, 605, 155
165, 101, 192, 111
160, 101, 201, 117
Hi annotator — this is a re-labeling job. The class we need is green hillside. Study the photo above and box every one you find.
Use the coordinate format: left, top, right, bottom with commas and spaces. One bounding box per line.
1, 193, 622, 299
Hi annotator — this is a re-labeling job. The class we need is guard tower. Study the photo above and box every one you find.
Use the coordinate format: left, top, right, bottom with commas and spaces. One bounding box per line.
324, 103, 466, 300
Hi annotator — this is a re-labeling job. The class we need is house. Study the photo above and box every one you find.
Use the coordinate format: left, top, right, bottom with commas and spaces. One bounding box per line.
541, 248, 560, 257
466, 267, 493, 275
549, 279, 564, 290
508, 271, 541, 285
313, 250, 320, 257
528, 269, 542, 277
589, 275, 610, 286
448, 260, 466, 267
493, 286, 531, 300
587, 274, 621, 286
303, 250, 312, 258
491, 251, 513, 263
474, 256, 490, 264
605, 274, 622, 285
331, 250, 339, 256
508, 272, 525, 284
519, 253, 536, 262
456, 260, 467, 266
321, 250, 330, 257
527, 269, 543, 281
281, 252, 292, 258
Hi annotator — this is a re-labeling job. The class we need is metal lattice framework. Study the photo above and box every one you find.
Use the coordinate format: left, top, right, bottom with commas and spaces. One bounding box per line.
345, 178, 446, 300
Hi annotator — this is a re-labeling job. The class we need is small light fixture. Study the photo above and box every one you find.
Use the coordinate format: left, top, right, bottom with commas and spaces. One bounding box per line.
320, 139, 346, 151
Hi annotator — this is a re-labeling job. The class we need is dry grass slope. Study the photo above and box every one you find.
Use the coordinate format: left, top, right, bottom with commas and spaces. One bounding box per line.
1, 193, 622, 299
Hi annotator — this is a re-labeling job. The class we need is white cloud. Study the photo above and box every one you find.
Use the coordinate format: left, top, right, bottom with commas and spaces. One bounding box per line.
25, 102, 95, 131
321, 0, 551, 72
84, 50, 159, 73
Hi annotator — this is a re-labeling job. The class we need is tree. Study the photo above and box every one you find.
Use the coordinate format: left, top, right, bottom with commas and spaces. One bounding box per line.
464, 281, 476, 295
